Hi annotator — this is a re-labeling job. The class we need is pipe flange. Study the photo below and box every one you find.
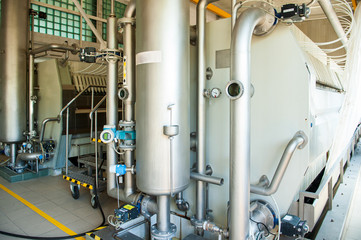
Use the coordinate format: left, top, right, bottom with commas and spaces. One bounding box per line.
190, 216, 204, 229
151, 223, 176, 240
295, 130, 308, 149
118, 144, 136, 151
118, 17, 136, 26
141, 195, 153, 218
119, 120, 136, 128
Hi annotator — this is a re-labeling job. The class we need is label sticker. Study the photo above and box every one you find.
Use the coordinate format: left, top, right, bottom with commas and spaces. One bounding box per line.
136, 51, 162, 65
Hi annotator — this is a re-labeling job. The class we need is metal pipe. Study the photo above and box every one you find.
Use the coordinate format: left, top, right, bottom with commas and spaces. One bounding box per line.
318, 0, 348, 50
29, 54, 35, 136
106, 12, 120, 202
157, 195, 171, 232
39, 117, 60, 143
110, 0, 115, 16
251, 131, 307, 195
232, 1, 242, 29
229, 7, 270, 240
16, 152, 42, 162
65, 108, 69, 175
196, 0, 218, 223
30, 43, 79, 55
191, 172, 224, 186
70, 0, 106, 48
10, 144, 17, 167
175, 192, 190, 212
122, 0, 136, 198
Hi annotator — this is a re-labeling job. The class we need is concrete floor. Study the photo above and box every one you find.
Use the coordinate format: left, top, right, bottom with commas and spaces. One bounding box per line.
0, 174, 118, 240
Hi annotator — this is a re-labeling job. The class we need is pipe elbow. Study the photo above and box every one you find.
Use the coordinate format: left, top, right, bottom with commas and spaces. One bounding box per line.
124, 0, 136, 18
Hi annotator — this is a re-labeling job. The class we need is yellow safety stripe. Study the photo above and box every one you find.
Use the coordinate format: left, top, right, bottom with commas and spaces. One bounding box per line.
0, 184, 85, 240
63, 175, 93, 190
86, 232, 103, 240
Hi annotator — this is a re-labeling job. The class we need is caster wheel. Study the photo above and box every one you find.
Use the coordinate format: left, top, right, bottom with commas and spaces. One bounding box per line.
70, 185, 80, 199
91, 195, 98, 209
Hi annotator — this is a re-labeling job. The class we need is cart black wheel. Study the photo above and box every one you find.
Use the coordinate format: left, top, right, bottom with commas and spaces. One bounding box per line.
91, 195, 98, 209
71, 185, 80, 199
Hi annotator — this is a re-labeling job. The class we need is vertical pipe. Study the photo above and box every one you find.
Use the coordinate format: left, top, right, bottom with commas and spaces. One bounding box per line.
110, 0, 115, 16
123, 0, 136, 198
196, 0, 216, 223
29, 54, 35, 136
157, 195, 171, 232
228, 8, 268, 240
10, 144, 17, 167
106, 14, 119, 197
66, 108, 69, 175
0, 0, 29, 143
95, 110, 98, 189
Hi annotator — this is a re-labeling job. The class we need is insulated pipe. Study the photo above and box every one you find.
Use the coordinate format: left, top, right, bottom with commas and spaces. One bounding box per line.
318, 0, 348, 49
251, 131, 307, 196
228, 8, 270, 240
196, 0, 218, 223
122, 0, 136, 198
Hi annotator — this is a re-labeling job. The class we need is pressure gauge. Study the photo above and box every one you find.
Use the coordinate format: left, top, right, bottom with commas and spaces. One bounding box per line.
100, 125, 116, 144
211, 88, 222, 98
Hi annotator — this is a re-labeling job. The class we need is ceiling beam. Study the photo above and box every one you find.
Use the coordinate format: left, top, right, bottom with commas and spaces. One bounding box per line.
190, 0, 231, 18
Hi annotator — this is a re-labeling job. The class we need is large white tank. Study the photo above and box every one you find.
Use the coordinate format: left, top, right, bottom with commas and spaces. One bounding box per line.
183, 19, 344, 227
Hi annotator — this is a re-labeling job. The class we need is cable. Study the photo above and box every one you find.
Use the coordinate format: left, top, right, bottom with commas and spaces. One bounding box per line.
250, 218, 276, 237
0, 178, 107, 239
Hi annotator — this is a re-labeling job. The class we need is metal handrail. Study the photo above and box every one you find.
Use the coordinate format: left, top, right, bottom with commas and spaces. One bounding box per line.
89, 95, 107, 120
59, 84, 106, 116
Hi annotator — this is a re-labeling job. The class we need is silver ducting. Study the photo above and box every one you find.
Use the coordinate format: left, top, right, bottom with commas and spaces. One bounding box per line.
227, 5, 275, 240
0, 0, 29, 143
135, 0, 190, 196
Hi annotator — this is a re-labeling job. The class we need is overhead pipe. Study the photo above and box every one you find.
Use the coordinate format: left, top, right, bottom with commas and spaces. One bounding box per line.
226, 6, 275, 240
318, 0, 348, 50
196, 0, 218, 225
251, 131, 308, 196
28, 44, 78, 137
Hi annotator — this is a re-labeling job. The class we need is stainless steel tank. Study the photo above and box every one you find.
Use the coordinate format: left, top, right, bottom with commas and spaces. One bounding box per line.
0, 0, 29, 143
136, 0, 190, 195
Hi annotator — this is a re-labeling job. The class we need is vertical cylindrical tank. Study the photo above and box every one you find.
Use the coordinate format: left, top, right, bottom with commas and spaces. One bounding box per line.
136, 0, 190, 196
0, 0, 29, 143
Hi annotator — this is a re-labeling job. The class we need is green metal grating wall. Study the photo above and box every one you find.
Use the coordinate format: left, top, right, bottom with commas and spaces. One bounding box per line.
30, 0, 126, 43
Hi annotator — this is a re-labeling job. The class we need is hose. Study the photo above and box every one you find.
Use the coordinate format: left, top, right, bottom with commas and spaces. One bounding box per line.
0, 181, 106, 239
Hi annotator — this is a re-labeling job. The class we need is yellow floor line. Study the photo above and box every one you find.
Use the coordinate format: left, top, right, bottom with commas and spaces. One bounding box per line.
0, 184, 85, 240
